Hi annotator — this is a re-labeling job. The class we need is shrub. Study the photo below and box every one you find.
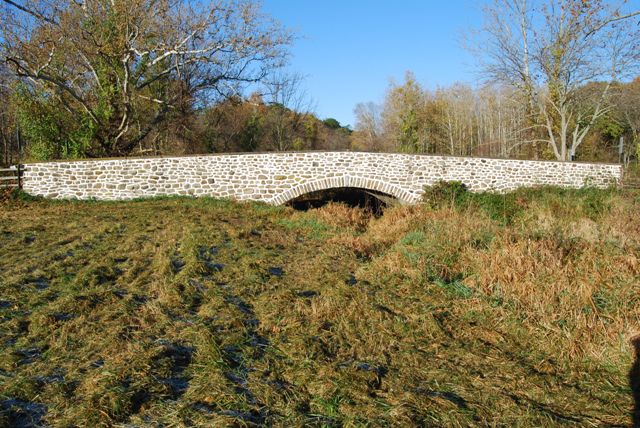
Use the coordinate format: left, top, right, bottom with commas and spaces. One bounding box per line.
421, 180, 468, 208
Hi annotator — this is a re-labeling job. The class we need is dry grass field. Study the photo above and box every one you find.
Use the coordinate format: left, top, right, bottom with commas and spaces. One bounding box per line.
0, 185, 639, 427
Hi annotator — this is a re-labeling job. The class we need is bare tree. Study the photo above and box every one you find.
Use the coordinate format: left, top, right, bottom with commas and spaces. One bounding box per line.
473, 0, 640, 160
0, 0, 292, 157
262, 71, 314, 151
353, 102, 384, 151
616, 77, 640, 163
0, 63, 18, 166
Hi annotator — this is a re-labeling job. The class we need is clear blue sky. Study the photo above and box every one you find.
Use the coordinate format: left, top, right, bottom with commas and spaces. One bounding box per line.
260, 0, 482, 127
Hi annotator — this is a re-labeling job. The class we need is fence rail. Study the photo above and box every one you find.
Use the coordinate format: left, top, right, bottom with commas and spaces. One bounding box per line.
0, 165, 25, 190
623, 179, 640, 189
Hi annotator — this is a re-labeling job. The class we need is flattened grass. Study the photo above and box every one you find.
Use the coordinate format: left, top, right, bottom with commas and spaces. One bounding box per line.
0, 187, 638, 426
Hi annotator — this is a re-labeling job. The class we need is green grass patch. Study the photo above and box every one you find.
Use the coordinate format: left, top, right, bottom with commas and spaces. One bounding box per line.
278, 215, 332, 239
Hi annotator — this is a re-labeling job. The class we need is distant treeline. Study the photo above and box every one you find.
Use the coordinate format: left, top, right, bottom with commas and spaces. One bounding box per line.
1, 0, 639, 166
352, 73, 640, 164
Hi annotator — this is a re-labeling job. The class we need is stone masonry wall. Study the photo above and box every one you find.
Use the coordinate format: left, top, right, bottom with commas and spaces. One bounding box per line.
22, 152, 623, 204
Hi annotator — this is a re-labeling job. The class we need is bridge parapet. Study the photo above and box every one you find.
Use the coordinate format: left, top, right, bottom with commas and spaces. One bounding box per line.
22, 152, 622, 203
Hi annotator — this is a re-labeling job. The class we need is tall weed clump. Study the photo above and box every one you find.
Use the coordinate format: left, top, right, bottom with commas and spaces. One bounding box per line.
360, 184, 639, 367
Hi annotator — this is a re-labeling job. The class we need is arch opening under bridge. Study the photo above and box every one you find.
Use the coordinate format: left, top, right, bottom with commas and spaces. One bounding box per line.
270, 176, 417, 206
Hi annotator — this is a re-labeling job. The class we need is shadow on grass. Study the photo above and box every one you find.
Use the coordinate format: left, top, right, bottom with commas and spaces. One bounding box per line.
631, 336, 640, 427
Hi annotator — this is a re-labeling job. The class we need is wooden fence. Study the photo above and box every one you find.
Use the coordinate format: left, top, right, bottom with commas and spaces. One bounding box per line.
0, 165, 25, 190
623, 178, 640, 189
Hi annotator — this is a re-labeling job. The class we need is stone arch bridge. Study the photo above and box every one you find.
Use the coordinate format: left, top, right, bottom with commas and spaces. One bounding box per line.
23, 152, 622, 204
